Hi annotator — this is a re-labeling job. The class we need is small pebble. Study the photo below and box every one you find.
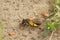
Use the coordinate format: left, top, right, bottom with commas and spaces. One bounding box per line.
41, 12, 49, 17
8, 32, 16, 36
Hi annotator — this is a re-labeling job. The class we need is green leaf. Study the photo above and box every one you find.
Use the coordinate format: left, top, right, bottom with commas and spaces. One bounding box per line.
55, 0, 60, 4
55, 22, 60, 27
42, 29, 50, 37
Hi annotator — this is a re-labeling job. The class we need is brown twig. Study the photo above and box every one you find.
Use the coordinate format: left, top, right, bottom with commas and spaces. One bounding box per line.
48, 31, 55, 40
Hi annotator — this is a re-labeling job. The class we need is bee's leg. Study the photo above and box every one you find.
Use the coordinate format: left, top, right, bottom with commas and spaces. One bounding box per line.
38, 26, 44, 31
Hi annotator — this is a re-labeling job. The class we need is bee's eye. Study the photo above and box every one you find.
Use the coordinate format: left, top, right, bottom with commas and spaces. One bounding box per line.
22, 19, 27, 24
22, 19, 25, 24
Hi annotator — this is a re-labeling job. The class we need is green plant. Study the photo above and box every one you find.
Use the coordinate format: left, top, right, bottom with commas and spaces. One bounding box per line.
42, 0, 60, 37
42, 16, 60, 37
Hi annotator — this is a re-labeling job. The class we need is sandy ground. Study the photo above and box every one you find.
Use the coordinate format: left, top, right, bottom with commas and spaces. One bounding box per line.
0, 0, 60, 40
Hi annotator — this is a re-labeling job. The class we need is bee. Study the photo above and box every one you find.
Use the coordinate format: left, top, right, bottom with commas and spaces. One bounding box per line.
21, 17, 44, 27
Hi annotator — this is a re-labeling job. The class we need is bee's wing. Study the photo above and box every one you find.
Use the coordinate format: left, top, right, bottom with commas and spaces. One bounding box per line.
32, 19, 41, 25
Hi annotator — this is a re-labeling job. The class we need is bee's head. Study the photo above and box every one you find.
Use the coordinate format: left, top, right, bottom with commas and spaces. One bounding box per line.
21, 19, 29, 25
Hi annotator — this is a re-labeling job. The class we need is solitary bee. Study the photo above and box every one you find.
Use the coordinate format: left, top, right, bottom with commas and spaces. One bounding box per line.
21, 17, 44, 27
